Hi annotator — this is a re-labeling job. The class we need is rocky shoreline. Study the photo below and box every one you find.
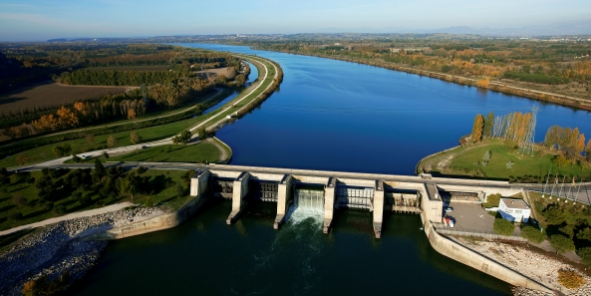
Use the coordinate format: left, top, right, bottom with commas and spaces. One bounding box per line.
455, 237, 591, 296
0, 206, 164, 296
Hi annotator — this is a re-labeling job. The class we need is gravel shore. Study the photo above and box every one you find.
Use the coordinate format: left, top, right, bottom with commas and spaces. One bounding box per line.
456, 237, 591, 296
0, 206, 164, 296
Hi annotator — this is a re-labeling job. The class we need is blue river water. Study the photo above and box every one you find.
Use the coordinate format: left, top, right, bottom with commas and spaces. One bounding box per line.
67, 44, 591, 296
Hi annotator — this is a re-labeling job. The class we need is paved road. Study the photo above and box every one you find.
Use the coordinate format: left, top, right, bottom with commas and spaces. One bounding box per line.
0, 202, 133, 237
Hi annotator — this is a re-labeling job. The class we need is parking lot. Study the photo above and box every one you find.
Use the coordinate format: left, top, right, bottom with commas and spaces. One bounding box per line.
444, 201, 496, 233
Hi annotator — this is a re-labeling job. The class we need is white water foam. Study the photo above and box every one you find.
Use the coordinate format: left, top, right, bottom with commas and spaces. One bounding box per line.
285, 189, 324, 226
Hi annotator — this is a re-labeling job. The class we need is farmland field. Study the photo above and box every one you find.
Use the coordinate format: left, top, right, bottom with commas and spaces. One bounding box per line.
0, 81, 131, 115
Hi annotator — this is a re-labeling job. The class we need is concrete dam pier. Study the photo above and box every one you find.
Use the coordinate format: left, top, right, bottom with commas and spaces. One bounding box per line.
188, 164, 519, 239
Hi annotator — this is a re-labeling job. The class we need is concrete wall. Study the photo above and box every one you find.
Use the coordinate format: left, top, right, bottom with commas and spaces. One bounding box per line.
423, 218, 551, 292
227, 171, 250, 224
373, 180, 384, 238
95, 194, 208, 240
248, 172, 285, 182
274, 174, 292, 229
323, 177, 336, 234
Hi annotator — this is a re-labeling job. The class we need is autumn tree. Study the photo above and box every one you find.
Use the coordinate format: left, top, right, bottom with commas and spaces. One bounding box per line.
56, 106, 79, 129
127, 109, 137, 119
85, 134, 95, 144
130, 131, 142, 144
107, 135, 117, 148
471, 114, 484, 143
576, 133, 586, 154
476, 76, 490, 88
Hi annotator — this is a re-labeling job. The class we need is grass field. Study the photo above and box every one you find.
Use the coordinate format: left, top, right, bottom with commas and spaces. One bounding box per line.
417, 139, 591, 181
0, 169, 190, 231
0, 82, 130, 116
111, 142, 221, 163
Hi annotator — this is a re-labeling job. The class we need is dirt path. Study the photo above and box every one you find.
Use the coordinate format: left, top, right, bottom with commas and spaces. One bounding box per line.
0, 202, 133, 237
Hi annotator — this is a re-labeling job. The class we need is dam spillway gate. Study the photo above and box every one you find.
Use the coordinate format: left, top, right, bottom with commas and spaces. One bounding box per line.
191, 168, 430, 239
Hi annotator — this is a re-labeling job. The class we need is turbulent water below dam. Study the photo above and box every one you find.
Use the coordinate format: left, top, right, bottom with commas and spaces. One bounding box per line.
68, 43, 591, 295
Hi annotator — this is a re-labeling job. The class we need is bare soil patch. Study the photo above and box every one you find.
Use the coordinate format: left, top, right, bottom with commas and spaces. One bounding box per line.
0, 82, 130, 115
195, 67, 236, 81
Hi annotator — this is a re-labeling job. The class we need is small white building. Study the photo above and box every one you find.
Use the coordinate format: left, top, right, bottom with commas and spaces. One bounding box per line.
499, 198, 531, 223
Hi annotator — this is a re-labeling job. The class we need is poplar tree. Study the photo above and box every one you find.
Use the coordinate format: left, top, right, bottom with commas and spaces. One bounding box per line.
471, 114, 484, 143
484, 111, 494, 138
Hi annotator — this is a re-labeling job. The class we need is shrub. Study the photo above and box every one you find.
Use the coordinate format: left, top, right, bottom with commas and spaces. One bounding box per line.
43, 202, 54, 212
12, 193, 28, 208
521, 226, 544, 244
579, 247, 591, 268
484, 193, 501, 208
543, 205, 566, 225
550, 234, 575, 254
9, 212, 23, 221
493, 218, 515, 236
557, 269, 586, 289
53, 205, 66, 215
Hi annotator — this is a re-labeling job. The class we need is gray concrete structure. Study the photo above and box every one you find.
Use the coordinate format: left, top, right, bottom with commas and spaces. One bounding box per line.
227, 171, 250, 225
373, 180, 385, 239
323, 177, 336, 234
273, 174, 293, 229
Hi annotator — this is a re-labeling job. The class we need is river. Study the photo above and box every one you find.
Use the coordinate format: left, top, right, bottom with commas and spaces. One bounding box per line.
68, 43, 591, 296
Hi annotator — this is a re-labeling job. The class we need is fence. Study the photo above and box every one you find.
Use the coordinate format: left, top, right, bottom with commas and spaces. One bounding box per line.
436, 228, 528, 242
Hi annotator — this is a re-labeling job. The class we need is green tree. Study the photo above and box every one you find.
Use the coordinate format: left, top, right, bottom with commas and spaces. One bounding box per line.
521, 226, 544, 244
578, 247, 591, 267
94, 158, 105, 178
550, 234, 575, 254
484, 112, 494, 138
543, 205, 566, 225
493, 218, 515, 236
471, 114, 484, 143
197, 127, 207, 140
576, 228, 591, 244
173, 130, 192, 144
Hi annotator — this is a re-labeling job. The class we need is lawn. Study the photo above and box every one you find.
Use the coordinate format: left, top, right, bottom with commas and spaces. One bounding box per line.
418, 139, 591, 181
0, 169, 191, 231
110, 142, 221, 163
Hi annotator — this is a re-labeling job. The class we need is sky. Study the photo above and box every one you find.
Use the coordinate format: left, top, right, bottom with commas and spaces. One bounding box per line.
1, 0, 591, 41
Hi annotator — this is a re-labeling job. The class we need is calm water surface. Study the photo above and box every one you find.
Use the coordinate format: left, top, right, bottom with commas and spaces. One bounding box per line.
70, 44, 591, 295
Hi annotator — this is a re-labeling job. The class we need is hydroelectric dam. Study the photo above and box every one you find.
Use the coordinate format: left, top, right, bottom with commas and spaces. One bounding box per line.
33, 162, 551, 292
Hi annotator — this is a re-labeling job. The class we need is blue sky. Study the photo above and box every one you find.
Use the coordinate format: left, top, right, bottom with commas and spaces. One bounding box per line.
1, 0, 590, 41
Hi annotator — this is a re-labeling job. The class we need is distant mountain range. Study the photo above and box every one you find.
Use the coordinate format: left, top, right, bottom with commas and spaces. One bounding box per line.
313, 20, 591, 36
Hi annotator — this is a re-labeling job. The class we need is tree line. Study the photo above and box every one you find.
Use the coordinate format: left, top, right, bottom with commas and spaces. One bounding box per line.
544, 125, 590, 167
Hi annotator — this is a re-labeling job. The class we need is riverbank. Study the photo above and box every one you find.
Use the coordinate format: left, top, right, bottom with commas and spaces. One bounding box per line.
246, 48, 591, 112
0, 206, 163, 296
456, 237, 591, 295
